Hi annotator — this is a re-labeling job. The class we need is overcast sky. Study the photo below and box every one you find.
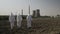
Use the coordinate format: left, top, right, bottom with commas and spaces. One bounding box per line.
0, 0, 60, 16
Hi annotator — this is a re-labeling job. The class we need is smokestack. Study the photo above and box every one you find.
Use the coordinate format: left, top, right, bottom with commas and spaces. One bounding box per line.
29, 5, 30, 15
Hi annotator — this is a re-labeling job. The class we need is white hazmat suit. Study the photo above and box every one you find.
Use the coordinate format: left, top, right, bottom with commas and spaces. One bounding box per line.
9, 13, 15, 29
17, 14, 22, 28
26, 15, 32, 28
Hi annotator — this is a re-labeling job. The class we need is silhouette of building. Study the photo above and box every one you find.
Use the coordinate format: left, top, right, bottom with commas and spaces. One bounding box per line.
32, 10, 36, 17
32, 9, 40, 17
36, 9, 40, 17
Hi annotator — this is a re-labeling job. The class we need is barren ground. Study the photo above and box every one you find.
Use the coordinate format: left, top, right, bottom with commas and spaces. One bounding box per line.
0, 18, 60, 34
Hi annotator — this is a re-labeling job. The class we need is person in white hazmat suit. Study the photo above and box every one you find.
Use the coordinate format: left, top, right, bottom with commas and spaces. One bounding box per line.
9, 12, 15, 29
26, 14, 32, 28
17, 13, 22, 28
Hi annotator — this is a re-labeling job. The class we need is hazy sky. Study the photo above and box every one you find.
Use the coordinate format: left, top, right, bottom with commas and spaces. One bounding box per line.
0, 0, 60, 16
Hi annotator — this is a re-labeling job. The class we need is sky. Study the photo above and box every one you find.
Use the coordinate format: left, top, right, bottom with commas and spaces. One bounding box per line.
0, 0, 60, 16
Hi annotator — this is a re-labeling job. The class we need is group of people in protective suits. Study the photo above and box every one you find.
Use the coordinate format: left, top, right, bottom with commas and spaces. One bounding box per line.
9, 12, 32, 30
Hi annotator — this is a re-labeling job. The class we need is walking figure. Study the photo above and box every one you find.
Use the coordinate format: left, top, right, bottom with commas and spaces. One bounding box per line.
26, 14, 32, 28
9, 12, 15, 29
17, 13, 22, 28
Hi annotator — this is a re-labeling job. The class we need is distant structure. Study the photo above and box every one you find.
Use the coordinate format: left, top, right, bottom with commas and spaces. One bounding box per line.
21, 9, 23, 16
33, 10, 36, 17
55, 15, 60, 18
32, 9, 40, 17
36, 9, 40, 17
29, 5, 30, 15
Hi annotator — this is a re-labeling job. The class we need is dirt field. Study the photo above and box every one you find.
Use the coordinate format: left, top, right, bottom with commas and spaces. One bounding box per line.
0, 18, 60, 34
